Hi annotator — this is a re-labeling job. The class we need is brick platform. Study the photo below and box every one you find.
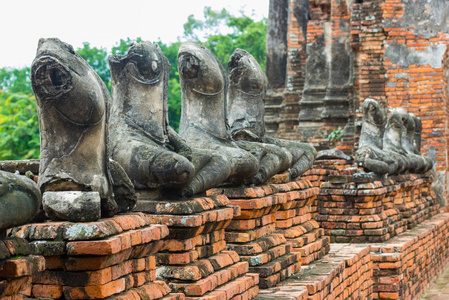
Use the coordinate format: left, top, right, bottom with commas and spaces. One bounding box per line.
256, 243, 373, 300
9, 213, 177, 299
387, 174, 439, 229
257, 213, 449, 300
371, 213, 449, 300
271, 178, 329, 265
317, 172, 439, 243
302, 159, 355, 188
208, 184, 301, 289
0, 237, 45, 299
136, 194, 259, 300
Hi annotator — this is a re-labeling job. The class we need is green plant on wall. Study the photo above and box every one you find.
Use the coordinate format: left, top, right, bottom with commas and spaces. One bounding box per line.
328, 126, 344, 145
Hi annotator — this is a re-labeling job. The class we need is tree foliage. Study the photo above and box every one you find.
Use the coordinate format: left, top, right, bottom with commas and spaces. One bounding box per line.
0, 91, 40, 160
0, 67, 33, 95
184, 7, 267, 70
0, 7, 266, 160
77, 43, 111, 90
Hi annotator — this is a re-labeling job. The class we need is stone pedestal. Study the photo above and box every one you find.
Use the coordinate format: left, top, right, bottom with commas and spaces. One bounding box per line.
208, 185, 300, 289
0, 237, 45, 299
136, 194, 259, 300
271, 178, 328, 265
317, 172, 440, 243
390, 174, 439, 229
317, 175, 392, 243
302, 158, 355, 188
10, 213, 176, 299
381, 178, 407, 237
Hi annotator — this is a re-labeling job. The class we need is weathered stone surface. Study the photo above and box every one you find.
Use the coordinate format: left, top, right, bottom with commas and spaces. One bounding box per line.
178, 42, 258, 184
227, 49, 291, 183
266, 0, 289, 89
383, 108, 411, 173
0, 160, 40, 175
31, 38, 134, 219
0, 171, 41, 231
410, 114, 433, 172
227, 48, 316, 180
355, 99, 400, 175
399, 109, 429, 173
316, 149, 351, 161
109, 159, 136, 212
42, 191, 101, 222
228, 49, 268, 142
109, 41, 231, 197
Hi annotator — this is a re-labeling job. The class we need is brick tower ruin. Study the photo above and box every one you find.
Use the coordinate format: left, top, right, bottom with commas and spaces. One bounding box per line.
265, 0, 449, 200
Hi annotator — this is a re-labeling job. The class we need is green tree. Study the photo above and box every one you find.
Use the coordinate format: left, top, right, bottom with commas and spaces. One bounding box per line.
0, 8, 267, 161
77, 42, 111, 90
158, 41, 182, 130
0, 91, 40, 160
111, 37, 142, 55
183, 7, 267, 70
0, 67, 33, 94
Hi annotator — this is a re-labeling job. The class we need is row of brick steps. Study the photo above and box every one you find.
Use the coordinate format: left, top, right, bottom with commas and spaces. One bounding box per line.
0, 237, 45, 299
317, 171, 439, 243
7, 213, 177, 299
256, 212, 449, 300
135, 194, 259, 300
208, 181, 305, 289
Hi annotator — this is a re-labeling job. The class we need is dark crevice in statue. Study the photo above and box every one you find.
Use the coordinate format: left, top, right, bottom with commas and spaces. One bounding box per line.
31, 38, 135, 221
227, 49, 317, 180
109, 41, 231, 197
178, 42, 259, 184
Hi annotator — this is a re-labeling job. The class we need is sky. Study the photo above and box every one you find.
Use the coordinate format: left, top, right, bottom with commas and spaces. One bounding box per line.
0, 0, 269, 68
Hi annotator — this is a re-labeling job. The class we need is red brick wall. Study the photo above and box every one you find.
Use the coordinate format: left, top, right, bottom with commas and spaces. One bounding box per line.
268, 0, 449, 200
381, 0, 449, 201
382, 2, 449, 173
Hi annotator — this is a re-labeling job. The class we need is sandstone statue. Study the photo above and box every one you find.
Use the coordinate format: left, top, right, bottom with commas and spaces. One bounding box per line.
109, 41, 231, 196
382, 108, 411, 174
355, 98, 399, 175
227, 49, 291, 183
410, 113, 433, 172
178, 42, 259, 184
397, 108, 428, 173
227, 48, 316, 180
31, 38, 135, 221
0, 171, 41, 236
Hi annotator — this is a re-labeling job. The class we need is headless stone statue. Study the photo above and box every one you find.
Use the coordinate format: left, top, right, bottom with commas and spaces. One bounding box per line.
355, 98, 400, 175
227, 48, 316, 180
0, 171, 41, 235
109, 41, 231, 196
178, 42, 259, 184
397, 109, 428, 173
383, 108, 411, 174
31, 38, 135, 221
410, 114, 433, 172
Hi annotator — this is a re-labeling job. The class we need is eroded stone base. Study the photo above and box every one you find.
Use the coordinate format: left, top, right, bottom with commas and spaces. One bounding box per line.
9, 213, 171, 299
0, 238, 45, 299
138, 194, 258, 300
317, 172, 439, 243
257, 213, 449, 300
272, 179, 329, 265
208, 184, 302, 288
